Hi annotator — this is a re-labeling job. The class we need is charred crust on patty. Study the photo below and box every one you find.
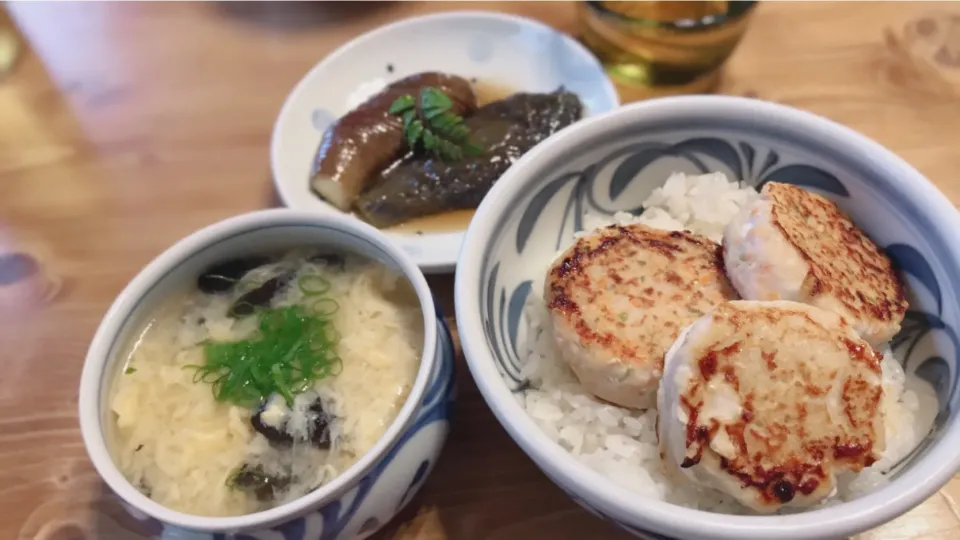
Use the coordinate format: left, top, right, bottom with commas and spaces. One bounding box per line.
764, 183, 908, 331
545, 223, 739, 405
674, 301, 885, 508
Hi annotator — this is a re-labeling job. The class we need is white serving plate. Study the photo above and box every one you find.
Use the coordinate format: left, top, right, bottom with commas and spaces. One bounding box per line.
270, 10, 619, 274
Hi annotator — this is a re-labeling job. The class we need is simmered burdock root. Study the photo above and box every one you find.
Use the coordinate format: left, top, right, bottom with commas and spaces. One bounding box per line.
657, 300, 886, 513
722, 182, 907, 346
544, 224, 738, 409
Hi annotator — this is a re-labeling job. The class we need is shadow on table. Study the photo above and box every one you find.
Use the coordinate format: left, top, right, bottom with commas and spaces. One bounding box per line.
266, 180, 285, 209
370, 359, 634, 540
212, 1, 398, 32
88, 482, 158, 540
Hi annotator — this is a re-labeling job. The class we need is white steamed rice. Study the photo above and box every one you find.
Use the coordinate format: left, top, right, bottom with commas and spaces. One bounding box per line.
517, 172, 929, 514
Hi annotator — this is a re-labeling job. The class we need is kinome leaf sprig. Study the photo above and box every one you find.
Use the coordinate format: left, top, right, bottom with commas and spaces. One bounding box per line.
389, 87, 483, 162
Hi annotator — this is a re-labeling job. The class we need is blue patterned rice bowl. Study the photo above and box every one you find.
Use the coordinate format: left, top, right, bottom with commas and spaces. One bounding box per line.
454, 96, 960, 540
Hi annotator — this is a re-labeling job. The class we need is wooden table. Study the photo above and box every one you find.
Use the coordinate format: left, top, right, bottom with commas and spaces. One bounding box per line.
2, 2, 959, 539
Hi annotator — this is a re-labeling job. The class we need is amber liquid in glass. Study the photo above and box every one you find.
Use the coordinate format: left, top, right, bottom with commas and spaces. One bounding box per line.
578, 1, 754, 100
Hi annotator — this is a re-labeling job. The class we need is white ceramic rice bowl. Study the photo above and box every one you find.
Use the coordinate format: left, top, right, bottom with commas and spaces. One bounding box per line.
454, 96, 960, 540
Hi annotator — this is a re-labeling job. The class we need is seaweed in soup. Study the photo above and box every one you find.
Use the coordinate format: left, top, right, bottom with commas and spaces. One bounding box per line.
250, 394, 334, 450
228, 270, 296, 317
251, 394, 295, 447
228, 464, 292, 502
197, 256, 273, 293
307, 399, 332, 449
137, 479, 152, 498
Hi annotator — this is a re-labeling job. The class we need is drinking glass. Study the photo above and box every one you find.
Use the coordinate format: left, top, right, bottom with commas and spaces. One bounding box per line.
578, 1, 757, 101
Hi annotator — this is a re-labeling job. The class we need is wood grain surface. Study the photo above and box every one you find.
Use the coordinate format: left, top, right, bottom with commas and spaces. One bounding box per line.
2, 2, 960, 539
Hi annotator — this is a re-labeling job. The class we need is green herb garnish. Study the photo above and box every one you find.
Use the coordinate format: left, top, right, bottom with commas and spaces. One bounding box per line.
125, 367, 137, 375
186, 275, 341, 407
389, 87, 483, 162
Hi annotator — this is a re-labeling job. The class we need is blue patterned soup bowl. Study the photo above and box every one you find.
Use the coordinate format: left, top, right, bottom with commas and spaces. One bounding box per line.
454, 96, 960, 540
79, 210, 455, 540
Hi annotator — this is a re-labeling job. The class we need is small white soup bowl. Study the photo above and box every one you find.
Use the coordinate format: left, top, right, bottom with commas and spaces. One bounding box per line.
455, 96, 960, 540
79, 209, 456, 540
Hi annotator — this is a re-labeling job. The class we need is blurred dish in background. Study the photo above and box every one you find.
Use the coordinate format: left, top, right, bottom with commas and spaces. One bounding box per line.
578, 1, 757, 101
0, 5, 21, 79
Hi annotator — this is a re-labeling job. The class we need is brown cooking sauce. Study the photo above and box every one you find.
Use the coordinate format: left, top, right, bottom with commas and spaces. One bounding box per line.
388, 209, 476, 235
472, 79, 515, 106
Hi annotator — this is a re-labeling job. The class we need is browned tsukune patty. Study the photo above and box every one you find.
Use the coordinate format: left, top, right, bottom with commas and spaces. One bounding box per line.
657, 300, 886, 513
544, 224, 738, 409
722, 182, 908, 345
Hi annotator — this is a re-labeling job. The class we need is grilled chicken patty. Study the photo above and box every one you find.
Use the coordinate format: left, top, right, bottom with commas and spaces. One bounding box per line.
544, 224, 738, 409
657, 300, 886, 513
722, 182, 907, 346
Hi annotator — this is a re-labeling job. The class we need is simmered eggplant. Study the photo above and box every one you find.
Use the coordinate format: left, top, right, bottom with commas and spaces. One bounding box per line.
354, 91, 582, 228
310, 73, 477, 211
